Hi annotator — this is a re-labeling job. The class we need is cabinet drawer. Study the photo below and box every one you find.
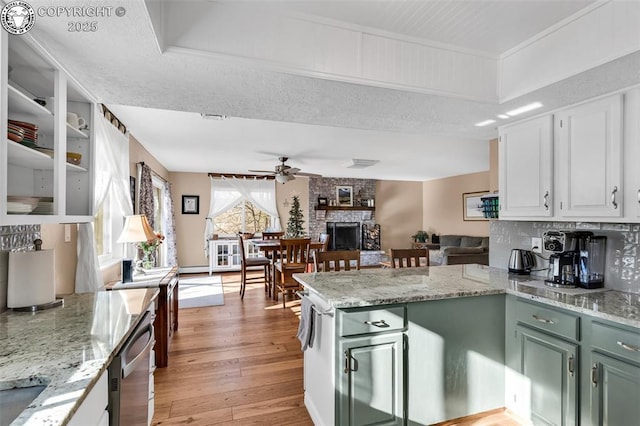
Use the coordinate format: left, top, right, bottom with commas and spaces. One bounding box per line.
516, 299, 580, 341
339, 305, 406, 337
592, 322, 640, 364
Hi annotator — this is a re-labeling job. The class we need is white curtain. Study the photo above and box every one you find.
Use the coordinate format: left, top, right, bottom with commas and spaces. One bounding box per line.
203, 176, 281, 257
75, 113, 132, 293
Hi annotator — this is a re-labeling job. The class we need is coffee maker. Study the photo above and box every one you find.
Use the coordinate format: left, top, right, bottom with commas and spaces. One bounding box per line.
543, 231, 606, 288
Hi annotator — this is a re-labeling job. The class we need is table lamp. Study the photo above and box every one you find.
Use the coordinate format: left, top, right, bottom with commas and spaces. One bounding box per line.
117, 214, 156, 282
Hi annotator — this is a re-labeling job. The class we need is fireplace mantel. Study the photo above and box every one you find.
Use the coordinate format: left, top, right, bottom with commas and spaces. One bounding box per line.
315, 206, 375, 211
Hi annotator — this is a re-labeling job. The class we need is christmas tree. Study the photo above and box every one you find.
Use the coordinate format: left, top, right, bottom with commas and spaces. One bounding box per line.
286, 195, 306, 237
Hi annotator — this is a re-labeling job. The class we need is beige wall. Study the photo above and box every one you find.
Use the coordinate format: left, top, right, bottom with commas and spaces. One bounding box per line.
276, 177, 310, 234
129, 135, 169, 180
40, 224, 77, 295
422, 171, 491, 237
376, 180, 424, 251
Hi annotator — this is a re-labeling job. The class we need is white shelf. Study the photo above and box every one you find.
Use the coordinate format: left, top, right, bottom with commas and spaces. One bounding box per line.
7, 140, 87, 172
7, 84, 54, 135
67, 124, 89, 139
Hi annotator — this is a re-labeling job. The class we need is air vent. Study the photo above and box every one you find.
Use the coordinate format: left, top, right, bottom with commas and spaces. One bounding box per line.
200, 113, 229, 120
345, 159, 379, 169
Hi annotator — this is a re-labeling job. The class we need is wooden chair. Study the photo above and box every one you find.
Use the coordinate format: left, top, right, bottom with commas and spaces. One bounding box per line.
262, 231, 284, 240
274, 238, 311, 308
319, 233, 331, 251
314, 250, 360, 272
238, 236, 272, 299
389, 248, 429, 268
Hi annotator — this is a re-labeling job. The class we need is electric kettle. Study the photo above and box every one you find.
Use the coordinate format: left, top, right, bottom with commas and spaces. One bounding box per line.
508, 249, 535, 274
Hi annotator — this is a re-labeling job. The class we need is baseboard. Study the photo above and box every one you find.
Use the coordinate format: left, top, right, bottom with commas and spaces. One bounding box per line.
179, 266, 209, 274
304, 392, 328, 426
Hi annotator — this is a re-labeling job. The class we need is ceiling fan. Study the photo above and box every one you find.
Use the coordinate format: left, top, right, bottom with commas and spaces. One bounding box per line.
250, 156, 321, 183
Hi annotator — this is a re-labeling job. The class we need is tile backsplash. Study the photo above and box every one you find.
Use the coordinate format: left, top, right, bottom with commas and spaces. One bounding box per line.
490, 220, 640, 294
0, 225, 41, 311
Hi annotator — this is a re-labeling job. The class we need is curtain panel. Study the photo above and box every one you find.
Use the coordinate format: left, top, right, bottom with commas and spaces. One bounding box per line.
163, 181, 178, 267
203, 177, 281, 257
75, 113, 132, 293
138, 164, 155, 229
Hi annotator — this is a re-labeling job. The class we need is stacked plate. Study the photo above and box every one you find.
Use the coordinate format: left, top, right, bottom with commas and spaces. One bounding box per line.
31, 197, 54, 215
7, 122, 24, 142
7, 196, 39, 214
9, 120, 38, 147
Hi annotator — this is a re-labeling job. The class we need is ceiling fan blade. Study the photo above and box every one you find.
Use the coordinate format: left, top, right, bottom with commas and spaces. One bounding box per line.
294, 171, 322, 177
287, 167, 301, 174
248, 170, 277, 174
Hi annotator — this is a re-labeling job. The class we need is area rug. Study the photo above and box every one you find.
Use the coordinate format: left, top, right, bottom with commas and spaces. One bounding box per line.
178, 275, 225, 309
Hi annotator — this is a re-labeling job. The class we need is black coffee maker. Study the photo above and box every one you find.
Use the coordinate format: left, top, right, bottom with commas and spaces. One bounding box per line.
543, 231, 606, 288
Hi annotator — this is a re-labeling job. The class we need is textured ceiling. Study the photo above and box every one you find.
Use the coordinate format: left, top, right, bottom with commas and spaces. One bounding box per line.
20, 0, 640, 181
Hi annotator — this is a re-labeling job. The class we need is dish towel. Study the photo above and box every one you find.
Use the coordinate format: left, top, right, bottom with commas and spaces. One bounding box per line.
297, 296, 316, 351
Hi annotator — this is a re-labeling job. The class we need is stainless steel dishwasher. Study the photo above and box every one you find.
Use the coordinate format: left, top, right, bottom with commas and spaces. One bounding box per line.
108, 311, 155, 426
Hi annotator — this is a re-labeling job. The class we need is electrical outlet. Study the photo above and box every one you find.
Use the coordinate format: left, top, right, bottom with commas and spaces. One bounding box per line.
532, 237, 542, 253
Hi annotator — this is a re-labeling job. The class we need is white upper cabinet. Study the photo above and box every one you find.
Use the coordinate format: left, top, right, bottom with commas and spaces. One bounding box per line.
499, 115, 553, 218
557, 94, 623, 218
1, 32, 94, 225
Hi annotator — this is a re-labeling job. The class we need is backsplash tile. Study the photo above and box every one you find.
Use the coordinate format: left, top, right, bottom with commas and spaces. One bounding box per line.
490, 220, 640, 294
0, 225, 41, 311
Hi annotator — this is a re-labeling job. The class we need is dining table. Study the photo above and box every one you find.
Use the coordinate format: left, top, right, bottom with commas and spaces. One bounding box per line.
250, 238, 324, 299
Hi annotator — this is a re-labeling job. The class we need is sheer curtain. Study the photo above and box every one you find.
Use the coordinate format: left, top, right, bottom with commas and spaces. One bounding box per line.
75, 113, 132, 293
163, 181, 178, 266
203, 176, 281, 257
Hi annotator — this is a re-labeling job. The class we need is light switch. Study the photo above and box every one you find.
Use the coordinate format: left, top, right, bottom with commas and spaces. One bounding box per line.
64, 224, 71, 242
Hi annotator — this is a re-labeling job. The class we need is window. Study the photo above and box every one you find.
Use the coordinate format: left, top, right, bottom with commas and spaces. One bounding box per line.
214, 200, 271, 236
94, 191, 125, 263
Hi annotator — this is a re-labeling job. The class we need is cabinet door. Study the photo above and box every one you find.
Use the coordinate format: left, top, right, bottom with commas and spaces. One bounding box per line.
590, 352, 640, 425
516, 325, 579, 426
338, 333, 404, 426
215, 243, 231, 268
499, 115, 553, 217
558, 94, 623, 217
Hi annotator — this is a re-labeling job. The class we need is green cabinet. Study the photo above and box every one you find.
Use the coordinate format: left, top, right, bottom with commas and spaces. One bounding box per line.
338, 333, 405, 426
515, 325, 579, 425
590, 352, 640, 425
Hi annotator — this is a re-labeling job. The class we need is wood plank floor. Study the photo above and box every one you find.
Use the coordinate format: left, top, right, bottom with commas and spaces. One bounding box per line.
152, 271, 523, 425
152, 271, 313, 425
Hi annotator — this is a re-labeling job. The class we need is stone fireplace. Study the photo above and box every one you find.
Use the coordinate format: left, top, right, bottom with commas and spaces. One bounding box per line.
327, 222, 360, 250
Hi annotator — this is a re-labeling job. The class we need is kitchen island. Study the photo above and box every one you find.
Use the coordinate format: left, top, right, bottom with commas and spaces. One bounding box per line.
0, 288, 158, 425
294, 264, 640, 425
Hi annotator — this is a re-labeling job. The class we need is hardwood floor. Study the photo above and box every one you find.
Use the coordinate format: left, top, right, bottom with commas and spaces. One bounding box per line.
152, 271, 313, 425
153, 271, 524, 426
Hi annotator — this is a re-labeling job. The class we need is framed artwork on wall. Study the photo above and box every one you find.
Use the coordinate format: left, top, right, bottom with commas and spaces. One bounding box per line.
336, 186, 353, 207
317, 197, 328, 206
182, 195, 200, 214
463, 191, 489, 221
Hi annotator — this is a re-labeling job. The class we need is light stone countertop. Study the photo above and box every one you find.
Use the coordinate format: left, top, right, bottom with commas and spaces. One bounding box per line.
293, 264, 640, 329
0, 288, 158, 426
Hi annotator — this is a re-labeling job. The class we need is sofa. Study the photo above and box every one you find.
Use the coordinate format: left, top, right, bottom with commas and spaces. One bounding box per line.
430, 235, 489, 266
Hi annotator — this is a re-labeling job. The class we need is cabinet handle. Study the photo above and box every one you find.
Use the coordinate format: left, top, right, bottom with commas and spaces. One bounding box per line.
344, 351, 350, 374
543, 191, 549, 210
616, 341, 640, 353
532, 314, 554, 324
611, 186, 618, 209
592, 364, 598, 388
568, 355, 574, 377
364, 319, 390, 328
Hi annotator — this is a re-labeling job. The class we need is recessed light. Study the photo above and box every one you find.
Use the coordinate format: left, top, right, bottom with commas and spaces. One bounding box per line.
475, 119, 496, 127
497, 114, 509, 119
505, 102, 543, 117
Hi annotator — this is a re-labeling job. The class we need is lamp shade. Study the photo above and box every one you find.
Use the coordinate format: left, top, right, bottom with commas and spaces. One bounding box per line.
117, 215, 156, 243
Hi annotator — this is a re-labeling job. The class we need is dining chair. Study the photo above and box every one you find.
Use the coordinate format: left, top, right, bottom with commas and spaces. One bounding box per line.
262, 231, 284, 240
389, 248, 429, 268
314, 250, 360, 272
274, 238, 311, 308
238, 236, 272, 299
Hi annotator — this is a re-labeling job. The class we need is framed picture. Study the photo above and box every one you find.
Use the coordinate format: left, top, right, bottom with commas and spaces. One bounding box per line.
336, 186, 353, 207
463, 191, 490, 221
129, 176, 136, 212
182, 195, 200, 214
317, 197, 328, 206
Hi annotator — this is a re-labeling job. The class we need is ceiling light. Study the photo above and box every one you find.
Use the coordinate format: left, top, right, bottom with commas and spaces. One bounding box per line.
497, 114, 509, 119
345, 159, 379, 169
275, 173, 294, 184
505, 102, 543, 117
200, 113, 229, 120
475, 119, 496, 127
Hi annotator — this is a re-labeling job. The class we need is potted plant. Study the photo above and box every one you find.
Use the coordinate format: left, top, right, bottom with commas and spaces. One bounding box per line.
411, 230, 429, 243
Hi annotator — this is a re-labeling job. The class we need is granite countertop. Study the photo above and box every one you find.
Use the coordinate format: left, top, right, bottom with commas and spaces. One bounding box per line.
0, 288, 158, 425
293, 264, 640, 329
